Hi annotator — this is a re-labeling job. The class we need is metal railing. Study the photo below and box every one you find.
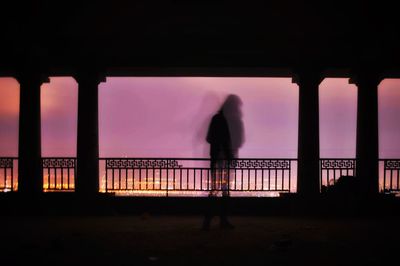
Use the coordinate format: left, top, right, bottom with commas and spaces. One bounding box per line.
42, 157, 76, 192
380, 159, 400, 193
0, 157, 18, 192
99, 158, 296, 196
319, 158, 356, 190
2, 156, 399, 195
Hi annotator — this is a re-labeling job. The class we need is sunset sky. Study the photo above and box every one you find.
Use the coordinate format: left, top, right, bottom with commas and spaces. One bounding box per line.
0, 77, 399, 159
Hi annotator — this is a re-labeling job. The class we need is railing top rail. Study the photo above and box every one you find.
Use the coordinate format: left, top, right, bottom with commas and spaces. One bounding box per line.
99, 157, 297, 161
41, 157, 76, 159
4, 157, 400, 160
320, 158, 356, 160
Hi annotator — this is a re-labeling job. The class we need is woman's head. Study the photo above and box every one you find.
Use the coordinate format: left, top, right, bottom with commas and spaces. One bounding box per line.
221, 94, 242, 117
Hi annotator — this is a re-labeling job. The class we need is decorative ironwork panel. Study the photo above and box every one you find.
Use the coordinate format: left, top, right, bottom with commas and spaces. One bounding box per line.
384, 160, 400, 170
381, 159, 400, 193
106, 159, 182, 169
320, 159, 355, 169
320, 158, 357, 191
100, 157, 295, 195
42, 158, 75, 168
230, 159, 291, 169
0, 157, 17, 192
42, 158, 76, 192
0, 158, 13, 168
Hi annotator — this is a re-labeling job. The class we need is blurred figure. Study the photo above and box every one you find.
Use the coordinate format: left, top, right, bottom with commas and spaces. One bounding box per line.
222, 94, 245, 159
202, 94, 244, 230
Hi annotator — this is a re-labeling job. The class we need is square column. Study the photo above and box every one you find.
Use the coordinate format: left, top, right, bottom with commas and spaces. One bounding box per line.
17, 73, 49, 195
293, 69, 323, 196
350, 69, 382, 195
74, 73, 105, 196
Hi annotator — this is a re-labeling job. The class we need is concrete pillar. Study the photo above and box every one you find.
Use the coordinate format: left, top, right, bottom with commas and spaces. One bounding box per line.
17, 73, 49, 194
293, 69, 323, 196
350, 69, 382, 195
75, 72, 105, 195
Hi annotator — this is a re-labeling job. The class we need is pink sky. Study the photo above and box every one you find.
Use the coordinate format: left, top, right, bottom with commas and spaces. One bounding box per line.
0, 77, 399, 159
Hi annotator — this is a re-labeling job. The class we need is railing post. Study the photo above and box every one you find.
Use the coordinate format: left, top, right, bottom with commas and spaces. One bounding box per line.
350, 68, 382, 195
74, 72, 105, 196
293, 69, 323, 196
16, 72, 49, 195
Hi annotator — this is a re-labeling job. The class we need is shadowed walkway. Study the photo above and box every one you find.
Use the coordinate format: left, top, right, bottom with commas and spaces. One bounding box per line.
1, 215, 399, 265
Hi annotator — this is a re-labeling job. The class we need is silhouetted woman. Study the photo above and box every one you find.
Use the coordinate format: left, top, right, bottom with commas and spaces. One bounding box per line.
202, 94, 244, 230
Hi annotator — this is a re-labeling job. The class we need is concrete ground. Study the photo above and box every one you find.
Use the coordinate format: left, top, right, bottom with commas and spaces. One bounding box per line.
1, 214, 399, 266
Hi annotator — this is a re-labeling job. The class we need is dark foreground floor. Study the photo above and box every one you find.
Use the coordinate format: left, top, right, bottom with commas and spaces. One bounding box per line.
1, 214, 399, 266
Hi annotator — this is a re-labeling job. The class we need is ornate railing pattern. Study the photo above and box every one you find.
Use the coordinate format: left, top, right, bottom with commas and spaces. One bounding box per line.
0, 157, 17, 192
380, 159, 400, 193
320, 159, 356, 189
100, 158, 295, 194
106, 159, 182, 169
2, 156, 398, 195
42, 157, 76, 191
